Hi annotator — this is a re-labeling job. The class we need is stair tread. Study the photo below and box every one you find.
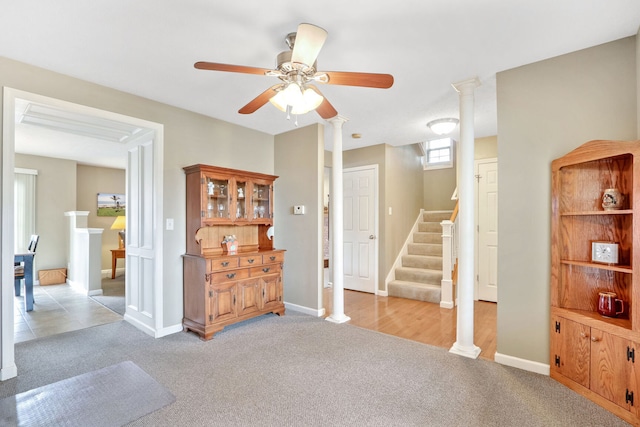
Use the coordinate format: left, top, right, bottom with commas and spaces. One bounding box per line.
389, 280, 441, 289
403, 254, 442, 260
396, 266, 442, 273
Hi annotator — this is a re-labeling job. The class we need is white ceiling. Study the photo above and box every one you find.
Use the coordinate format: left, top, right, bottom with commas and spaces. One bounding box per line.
2, 1, 640, 165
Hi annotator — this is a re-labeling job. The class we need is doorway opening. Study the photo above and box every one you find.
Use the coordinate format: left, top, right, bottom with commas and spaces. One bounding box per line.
2, 88, 164, 379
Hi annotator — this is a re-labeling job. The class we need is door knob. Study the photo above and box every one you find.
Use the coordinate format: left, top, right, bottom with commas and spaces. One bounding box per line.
369, 235, 376, 239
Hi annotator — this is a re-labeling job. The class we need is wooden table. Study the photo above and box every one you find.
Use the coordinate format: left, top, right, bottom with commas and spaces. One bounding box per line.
15, 252, 35, 311
111, 248, 125, 279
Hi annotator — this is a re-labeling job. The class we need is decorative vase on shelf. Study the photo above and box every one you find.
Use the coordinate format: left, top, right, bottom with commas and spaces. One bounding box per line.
602, 188, 624, 210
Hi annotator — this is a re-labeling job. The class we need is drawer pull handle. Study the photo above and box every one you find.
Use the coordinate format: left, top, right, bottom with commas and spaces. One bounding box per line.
269, 256, 276, 261
248, 259, 255, 264
262, 267, 270, 273
221, 261, 229, 267
226, 273, 236, 279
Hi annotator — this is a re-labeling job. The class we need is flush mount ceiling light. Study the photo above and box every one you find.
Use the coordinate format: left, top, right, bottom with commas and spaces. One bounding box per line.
427, 118, 459, 136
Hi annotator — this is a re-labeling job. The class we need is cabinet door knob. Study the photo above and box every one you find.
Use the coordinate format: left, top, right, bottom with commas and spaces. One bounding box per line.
248, 259, 255, 264
221, 261, 229, 267
580, 332, 587, 339
270, 256, 276, 261
591, 336, 599, 342
226, 273, 236, 279
263, 267, 270, 273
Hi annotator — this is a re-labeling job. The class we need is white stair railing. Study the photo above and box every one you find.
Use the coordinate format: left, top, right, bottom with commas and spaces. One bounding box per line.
440, 197, 459, 309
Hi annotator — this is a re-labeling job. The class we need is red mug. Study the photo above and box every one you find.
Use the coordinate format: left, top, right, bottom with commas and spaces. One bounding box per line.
598, 291, 625, 317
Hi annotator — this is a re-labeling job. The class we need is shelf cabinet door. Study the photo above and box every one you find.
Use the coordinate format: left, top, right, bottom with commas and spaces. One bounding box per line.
237, 279, 261, 316
250, 180, 273, 223
209, 282, 237, 324
591, 329, 635, 411
234, 179, 249, 221
262, 274, 282, 311
202, 174, 232, 223
551, 316, 590, 388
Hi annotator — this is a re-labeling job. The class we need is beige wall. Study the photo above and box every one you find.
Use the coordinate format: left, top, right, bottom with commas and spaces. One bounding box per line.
274, 124, 324, 311
14, 154, 77, 275
423, 136, 498, 211
384, 144, 424, 289
497, 37, 637, 364
76, 165, 125, 270
423, 167, 457, 211
476, 136, 498, 159
1, 56, 275, 329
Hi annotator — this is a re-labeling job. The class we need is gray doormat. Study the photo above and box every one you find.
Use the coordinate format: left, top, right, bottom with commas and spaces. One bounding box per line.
0, 361, 175, 426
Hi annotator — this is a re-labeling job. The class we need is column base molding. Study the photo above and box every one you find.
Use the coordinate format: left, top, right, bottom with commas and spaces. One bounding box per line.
449, 341, 481, 359
326, 314, 351, 324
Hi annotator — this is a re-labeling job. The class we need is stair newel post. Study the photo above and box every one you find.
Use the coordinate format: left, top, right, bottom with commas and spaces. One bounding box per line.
449, 77, 481, 359
326, 116, 351, 324
440, 219, 455, 309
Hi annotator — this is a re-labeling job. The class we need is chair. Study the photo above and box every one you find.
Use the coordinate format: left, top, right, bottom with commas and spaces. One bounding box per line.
15, 235, 39, 308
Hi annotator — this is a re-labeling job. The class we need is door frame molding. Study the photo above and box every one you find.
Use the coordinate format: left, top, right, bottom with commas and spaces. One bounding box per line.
343, 164, 379, 294
474, 157, 497, 301
1, 88, 164, 380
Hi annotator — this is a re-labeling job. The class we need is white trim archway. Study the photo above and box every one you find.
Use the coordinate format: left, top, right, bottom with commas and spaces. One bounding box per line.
1, 88, 164, 380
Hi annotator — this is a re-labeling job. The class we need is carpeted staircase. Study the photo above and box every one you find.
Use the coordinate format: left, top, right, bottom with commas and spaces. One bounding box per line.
388, 211, 452, 303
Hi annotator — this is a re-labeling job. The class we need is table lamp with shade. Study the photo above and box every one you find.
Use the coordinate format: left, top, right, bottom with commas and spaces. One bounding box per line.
110, 215, 126, 249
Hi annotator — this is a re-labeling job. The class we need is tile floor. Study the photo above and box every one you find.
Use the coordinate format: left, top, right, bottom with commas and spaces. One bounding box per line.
13, 282, 123, 343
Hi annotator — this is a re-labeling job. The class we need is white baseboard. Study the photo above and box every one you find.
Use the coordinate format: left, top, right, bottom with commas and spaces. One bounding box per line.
155, 323, 183, 338
88, 289, 103, 296
376, 289, 388, 296
494, 352, 550, 376
284, 301, 325, 317
385, 209, 425, 291
0, 364, 17, 381
123, 313, 156, 337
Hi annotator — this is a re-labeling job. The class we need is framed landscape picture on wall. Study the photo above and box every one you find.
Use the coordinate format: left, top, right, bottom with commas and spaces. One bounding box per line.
97, 193, 126, 217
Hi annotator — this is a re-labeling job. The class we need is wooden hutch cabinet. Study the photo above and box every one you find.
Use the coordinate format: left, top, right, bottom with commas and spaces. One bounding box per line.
183, 164, 284, 340
550, 140, 640, 425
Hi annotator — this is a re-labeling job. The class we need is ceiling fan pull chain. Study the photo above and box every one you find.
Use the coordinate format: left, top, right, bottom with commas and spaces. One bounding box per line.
294, 114, 299, 127
286, 105, 291, 121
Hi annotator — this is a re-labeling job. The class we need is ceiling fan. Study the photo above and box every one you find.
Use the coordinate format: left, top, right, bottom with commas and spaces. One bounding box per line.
194, 23, 394, 120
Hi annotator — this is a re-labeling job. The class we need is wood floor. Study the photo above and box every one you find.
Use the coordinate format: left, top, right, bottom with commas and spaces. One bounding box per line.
323, 288, 497, 361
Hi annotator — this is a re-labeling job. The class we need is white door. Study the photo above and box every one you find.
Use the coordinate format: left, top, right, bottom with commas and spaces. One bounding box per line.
476, 159, 498, 302
343, 166, 378, 293
124, 137, 160, 330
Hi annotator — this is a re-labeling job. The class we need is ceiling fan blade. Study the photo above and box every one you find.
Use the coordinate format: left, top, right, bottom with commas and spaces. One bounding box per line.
291, 23, 328, 67
238, 85, 283, 114
320, 71, 394, 89
194, 61, 273, 76
308, 86, 338, 119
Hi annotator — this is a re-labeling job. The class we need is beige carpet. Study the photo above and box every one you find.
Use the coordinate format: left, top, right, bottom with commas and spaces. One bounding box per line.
1, 312, 629, 426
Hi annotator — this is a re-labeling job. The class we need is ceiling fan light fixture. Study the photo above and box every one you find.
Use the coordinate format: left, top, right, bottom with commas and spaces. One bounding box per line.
427, 118, 459, 135
269, 82, 323, 115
